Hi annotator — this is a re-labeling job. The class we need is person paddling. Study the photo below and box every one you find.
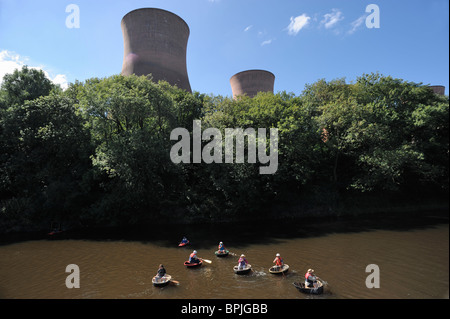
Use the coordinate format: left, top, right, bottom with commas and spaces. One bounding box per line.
218, 241, 226, 253
305, 268, 318, 288
155, 264, 166, 282
273, 253, 284, 270
237, 254, 248, 269
189, 250, 200, 264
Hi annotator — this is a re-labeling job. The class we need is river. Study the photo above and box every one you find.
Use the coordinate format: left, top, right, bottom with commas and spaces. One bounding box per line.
0, 211, 448, 299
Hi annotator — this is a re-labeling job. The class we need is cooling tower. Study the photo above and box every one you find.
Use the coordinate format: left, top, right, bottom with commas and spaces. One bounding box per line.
230, 70, 275, 99
429, 85, 445, 96
121, 8, 192, 92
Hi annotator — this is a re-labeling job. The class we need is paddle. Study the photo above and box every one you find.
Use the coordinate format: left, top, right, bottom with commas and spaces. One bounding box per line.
200, 258, 212, 264
281, 265, 286, 277
316, 276, 328, 286
170, 280, 180, 286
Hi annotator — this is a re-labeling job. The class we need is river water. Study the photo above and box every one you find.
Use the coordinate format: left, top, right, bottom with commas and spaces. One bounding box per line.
0, 211, 448, 299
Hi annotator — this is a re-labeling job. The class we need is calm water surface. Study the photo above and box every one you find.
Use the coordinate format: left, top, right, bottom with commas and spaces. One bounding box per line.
0, 211, 448, 299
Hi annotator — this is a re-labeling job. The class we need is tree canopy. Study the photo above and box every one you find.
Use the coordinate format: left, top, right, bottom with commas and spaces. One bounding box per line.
1, 67, 448, 232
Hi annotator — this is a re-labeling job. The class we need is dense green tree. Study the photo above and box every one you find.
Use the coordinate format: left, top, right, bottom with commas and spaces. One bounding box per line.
0, 94, 93, 228
68, 75, 196, 224
0, 70, 447, 231
349, 74, 448, 193
0, 66, 56, 109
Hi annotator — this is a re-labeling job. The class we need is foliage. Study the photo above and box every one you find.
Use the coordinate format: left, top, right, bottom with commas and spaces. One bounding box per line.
0, 94, 93, 228
0, 66, 56, 109
1, 67, 448, 231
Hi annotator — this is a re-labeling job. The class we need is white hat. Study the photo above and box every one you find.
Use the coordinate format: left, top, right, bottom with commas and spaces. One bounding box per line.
276, 253, 280, 256
193, 250, 197, 254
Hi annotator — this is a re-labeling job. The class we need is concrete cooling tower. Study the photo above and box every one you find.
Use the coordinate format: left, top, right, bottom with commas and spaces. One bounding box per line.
230, 70, 275, 99
121, 8, 192, 92
429, 85, 445, 96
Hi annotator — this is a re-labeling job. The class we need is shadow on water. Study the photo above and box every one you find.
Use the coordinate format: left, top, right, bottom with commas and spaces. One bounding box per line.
0, 209, 448, 248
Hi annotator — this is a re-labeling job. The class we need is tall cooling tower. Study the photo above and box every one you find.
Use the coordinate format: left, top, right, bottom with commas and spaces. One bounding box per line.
429, 85, 445, 96
230, 70, 275, 99
121, 8, 192, 92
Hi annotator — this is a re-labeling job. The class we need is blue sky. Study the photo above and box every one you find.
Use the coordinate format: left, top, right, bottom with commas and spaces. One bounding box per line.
0, 0, 448, 97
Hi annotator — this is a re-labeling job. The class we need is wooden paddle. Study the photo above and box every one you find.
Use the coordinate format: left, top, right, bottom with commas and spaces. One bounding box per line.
170, 280, 180, 286
200, 258, 212, 264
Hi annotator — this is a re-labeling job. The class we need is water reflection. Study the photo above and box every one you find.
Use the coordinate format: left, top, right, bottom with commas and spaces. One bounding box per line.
0, 210, 447, 247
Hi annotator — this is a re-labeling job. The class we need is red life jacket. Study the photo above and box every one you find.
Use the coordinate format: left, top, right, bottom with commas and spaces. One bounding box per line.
275, 257, 283, 266
305, 273, 316, 283
190, 253, 197, 259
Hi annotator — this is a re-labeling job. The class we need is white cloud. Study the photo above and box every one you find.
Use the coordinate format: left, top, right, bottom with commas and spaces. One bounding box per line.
0, 50, 23, 81
52, 74, 69, 88
286, 14, 311, 35
321, 9, 344, 29
261, 39, 273, 46
348, 15, 367, 34
0, 50, 68, 90
244, 25, 253, 32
